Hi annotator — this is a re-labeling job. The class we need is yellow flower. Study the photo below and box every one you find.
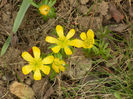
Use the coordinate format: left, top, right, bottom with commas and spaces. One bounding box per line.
45, 25, 83, 55
80, 29, 95, 48
52, 58, 65, 73
21, 46, 54, 80
39, 5, 50, 16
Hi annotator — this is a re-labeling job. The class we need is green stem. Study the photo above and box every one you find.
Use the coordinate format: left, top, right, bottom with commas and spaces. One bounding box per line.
31, 1, 39, 8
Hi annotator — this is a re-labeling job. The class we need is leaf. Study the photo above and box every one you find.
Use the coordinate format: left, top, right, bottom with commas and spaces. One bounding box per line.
42, 0, 48, 5
12, 0, 31, 33
10, 81, 35, 99
0, 0, 31, 56
0, 35, 11, 56
109, 3, 124, 23
48, 0, 56, 7
114, 92, 121, 99
98, 1, 109, 16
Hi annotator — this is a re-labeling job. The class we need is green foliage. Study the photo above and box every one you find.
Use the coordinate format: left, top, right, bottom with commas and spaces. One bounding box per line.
84, 40, 111, 59
0, 35, 11, 56
0, 0, 31, 56
114, 92, 121, 99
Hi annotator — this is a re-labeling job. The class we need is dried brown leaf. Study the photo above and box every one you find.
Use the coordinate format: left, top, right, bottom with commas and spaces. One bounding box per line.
108, 24, 128, 33
98, 1, 109, 16
10, 81, 35, 99
109, 4, 124, 23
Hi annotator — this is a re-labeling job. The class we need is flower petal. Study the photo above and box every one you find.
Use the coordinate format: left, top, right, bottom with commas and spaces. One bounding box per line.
33, 69, 41, 80
80, 32, 86, 40
85, 39, 95, 49
87, 29, 94, 38
51, 46, 61, 53
41, 65, 50, 75
22, 65, 33, 75
22, 52, 33, 62
45, 36, 58, 43
69, 39, 83, 48
59, 65, 65, 72
52, 63, 59, 73
56, 25, 64, 38
32, 46, 40, 59
64, 47, 72, 55
66, 29, 75, 39
60, 60, 65, 65
42, 55, 54, 64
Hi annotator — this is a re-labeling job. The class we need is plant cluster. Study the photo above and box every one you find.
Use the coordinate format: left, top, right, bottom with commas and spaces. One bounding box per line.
21, 25, 95, 80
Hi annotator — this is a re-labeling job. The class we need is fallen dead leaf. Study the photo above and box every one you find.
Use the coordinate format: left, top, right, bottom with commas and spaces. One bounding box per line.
98, 1, 109, 16
10, 81, 35, 99
109, 3, 124, 23
108, 24, 128, 33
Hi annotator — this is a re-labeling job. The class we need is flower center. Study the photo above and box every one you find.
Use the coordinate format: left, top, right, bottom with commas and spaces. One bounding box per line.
39, 5, 50, 15
58, 38, 70, 48
31, 58, 42, 70
84, 38, 93, 47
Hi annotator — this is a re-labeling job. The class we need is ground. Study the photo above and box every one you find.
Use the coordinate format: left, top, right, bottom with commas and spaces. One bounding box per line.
0, 0, 133, 99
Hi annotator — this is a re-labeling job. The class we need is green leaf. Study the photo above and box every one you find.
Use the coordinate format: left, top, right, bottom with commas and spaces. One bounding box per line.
0, 0, 31, 56
114, 92, 121, 99
49, 0, 56, 7
42, 0, 48, 5
0, 35, 11, 56
13, 0, 31, 33
48, 8, 56, 18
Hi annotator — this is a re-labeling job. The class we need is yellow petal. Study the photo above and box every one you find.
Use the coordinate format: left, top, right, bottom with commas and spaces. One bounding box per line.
41, 65, 50, 75
33, 69, 41, 80
32, 46, 40, 59
51, 46, 61, 53
66, 29, 75, 39
42, 55, 54, 64
59, 65, 65, 72
45, 36, 58, 43
64, 47, 72, 55
83, 38, 94, 49
60, 60, 65, 65
39, 5, 50, 15
87, 29, 94, 38
52, 63, 59, 73
56, 25, 64, 38
70, 39, 83, 48
80, 32, 86, 40
22, 52, 33, 62
22, 65, 33, 75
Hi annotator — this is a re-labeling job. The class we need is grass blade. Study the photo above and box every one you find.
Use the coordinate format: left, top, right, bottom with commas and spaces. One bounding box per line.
0, 0, 31, 56
0, 35, 11, 56
13, 0, 31, 33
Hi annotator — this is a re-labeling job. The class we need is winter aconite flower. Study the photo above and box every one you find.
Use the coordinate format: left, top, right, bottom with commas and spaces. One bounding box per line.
39, 5, 50, 16
52, 58, 65, 73
38, 0, 56, 20
21, 46, 54, 80
80, 29, 95, 49
45, 25, 82, 55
